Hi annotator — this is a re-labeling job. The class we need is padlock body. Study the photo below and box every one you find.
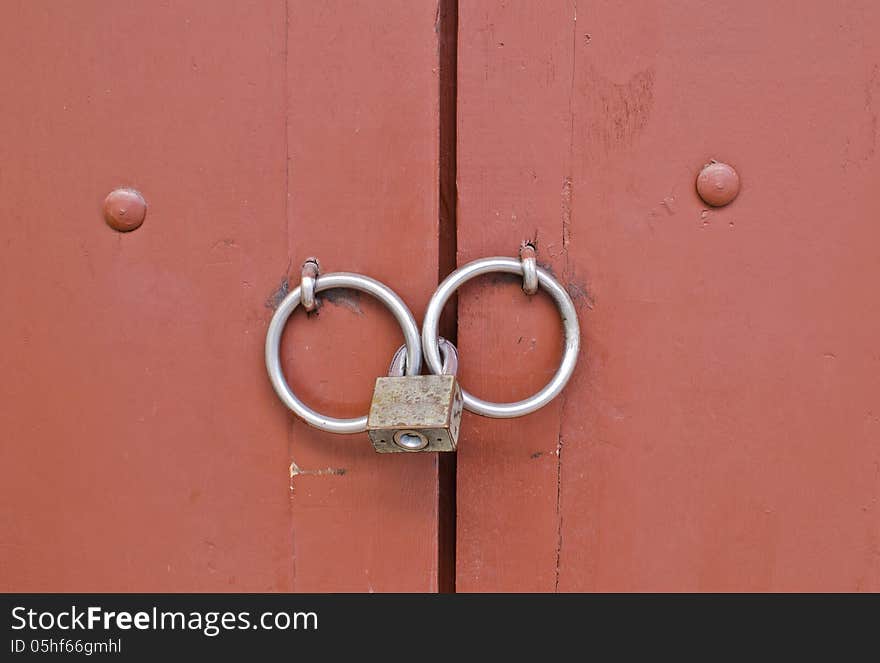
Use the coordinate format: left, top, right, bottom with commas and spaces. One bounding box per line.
367, 375, 462, 452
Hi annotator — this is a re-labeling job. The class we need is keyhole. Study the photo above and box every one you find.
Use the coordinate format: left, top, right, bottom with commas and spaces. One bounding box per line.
394, 431, 429, 451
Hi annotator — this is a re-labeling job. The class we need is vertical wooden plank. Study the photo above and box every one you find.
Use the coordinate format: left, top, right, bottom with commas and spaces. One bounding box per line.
458, 0, 880, 591
0, 1, 291, 590
1, 0, 446, 593
456, 2, 575, 592
284, 1, 444, 591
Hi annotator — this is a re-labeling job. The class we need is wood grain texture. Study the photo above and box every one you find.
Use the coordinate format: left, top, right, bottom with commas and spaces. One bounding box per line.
457, 0, 880, 591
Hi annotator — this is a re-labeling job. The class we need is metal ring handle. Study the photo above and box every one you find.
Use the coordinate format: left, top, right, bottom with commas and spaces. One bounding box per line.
265, 272, 422, 434
422, 257, 580, 418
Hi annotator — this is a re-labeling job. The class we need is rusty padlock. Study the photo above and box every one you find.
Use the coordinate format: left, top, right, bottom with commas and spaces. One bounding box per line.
367, 338, 463, 453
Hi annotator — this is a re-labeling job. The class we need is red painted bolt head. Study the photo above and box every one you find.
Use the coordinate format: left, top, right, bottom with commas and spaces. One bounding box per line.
103, 188, 147, 232
696, 161, 740, 207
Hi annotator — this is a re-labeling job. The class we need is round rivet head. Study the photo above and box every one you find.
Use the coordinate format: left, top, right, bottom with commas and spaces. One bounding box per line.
696, 161, 740, 207
103, 188, 147, 232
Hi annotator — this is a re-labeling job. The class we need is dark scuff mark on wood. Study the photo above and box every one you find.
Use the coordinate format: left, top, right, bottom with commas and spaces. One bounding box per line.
537, 260, 558, 277
487, 272, 523, 287
265, 274, 290, 310
321, 288, 363, 315
565, 280, 595, 310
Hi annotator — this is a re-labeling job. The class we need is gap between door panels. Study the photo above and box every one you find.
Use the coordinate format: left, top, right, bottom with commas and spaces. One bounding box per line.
436, 0, 458, 594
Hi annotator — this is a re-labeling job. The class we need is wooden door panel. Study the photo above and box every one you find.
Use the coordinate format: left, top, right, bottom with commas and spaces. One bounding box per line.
4, 0, 876, 595
456, 1, 880, 591
284, 0, 446, 592
0, 0, 290, 591
0, 1, 445, 592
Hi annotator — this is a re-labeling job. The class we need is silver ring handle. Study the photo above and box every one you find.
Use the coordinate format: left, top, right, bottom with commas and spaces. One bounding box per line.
422, 257, 580, 418
265, 272, 422, 434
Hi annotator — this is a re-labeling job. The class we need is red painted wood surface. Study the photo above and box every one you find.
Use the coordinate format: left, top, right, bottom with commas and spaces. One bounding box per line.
283, 1, 447, 592
456, 1, 880, 591
3, 0, 878, 594
0, 1, 445, 592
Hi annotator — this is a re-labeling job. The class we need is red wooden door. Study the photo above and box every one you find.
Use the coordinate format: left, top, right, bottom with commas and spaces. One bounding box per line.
0, 1, 451, 592
2, 1, 878, 594
455, 1, 880, 591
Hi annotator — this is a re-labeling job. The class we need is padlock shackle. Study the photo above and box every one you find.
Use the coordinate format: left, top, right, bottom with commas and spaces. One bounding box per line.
387, 337, 459, 378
